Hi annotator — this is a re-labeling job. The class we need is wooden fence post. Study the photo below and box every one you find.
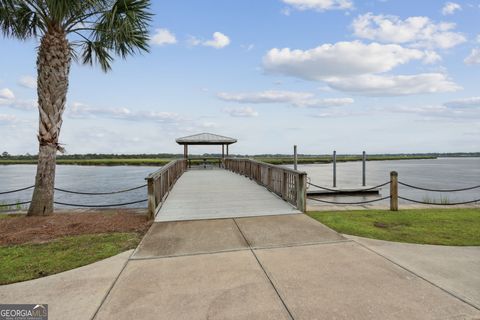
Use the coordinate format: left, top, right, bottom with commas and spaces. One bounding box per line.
146, 177, 155, 220
362, 151, 366, 187
282, 171, 288, 200
333, 150, 337, 188
296, 173, 307, 212
390, 171, 398, 211
267, 167, 272, 190
294, 145, 298, 171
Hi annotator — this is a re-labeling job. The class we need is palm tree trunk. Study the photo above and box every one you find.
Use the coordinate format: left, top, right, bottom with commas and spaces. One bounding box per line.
28, 28, 70, 216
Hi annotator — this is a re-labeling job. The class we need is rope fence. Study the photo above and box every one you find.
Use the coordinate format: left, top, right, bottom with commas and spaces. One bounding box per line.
308, 196, 391, 205
2, 171, 479, 210
0, 199, 148, 208
0, 185, 34, 195
398, 181, 480, 192
54, 184, 147, 195
53, 199, 148, 208
398, 196, 480, 206
1, 184, 147, 195
0, 201, 32, 207
0, 183, 148, 209
307, 171, 480, 210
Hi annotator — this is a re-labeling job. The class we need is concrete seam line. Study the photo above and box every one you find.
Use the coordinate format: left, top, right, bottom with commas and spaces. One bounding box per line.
90, 251, 134, 320
252, 239, 353, 251
130, 223, 157, 258
233, 218, 295, 320
353, 240, 480, 312
129, 247, 251, 261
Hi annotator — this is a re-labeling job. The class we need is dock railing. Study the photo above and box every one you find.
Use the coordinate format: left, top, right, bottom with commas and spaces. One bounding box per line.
146, 159, 187, 219
224, 158, 307, 212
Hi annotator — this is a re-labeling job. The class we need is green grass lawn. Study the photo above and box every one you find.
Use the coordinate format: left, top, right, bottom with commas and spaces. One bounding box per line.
309, 208, 480, 246
0, 232, 141, 285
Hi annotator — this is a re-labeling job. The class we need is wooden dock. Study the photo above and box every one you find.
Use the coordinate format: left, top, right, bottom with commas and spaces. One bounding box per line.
307, 186, 380, 197
146, 158, 306, 221
155, 170, 300, 222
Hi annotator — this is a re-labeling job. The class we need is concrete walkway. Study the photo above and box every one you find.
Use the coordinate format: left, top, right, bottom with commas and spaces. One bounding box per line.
346, 235, 480, 310
94, 214, 479, 319
0, 250, 132, 320
156, 170, 300, 222
2, 215, 479, 319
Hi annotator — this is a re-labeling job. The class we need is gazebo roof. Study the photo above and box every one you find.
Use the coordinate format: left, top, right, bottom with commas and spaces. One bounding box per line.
176, 133, 237, 145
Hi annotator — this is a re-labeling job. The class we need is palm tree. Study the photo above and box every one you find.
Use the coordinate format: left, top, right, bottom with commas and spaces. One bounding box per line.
0, 0, 152, 216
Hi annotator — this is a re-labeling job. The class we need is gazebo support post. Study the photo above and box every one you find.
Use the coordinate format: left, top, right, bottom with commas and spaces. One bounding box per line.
222, 144, 225, 168
226, 145, 229, 157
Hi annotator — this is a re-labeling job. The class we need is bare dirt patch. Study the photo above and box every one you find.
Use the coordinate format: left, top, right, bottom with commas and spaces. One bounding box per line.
0, 210, 152, 246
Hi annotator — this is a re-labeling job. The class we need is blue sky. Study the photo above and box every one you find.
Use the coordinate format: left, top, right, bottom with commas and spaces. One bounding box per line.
0, 0, 479, 155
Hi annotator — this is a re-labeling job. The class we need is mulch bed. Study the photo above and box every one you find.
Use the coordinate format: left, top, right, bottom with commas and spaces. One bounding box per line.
0, 210, 152, 246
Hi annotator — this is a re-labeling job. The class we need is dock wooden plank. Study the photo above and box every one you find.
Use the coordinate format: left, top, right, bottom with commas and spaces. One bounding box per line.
155, 170, 300, 222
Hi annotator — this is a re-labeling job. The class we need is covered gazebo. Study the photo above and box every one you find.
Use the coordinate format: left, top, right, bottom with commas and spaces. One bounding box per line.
176, 133, 237, 159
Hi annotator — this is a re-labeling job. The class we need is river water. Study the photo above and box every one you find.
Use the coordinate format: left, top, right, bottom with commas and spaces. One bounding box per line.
0, 165, 157, 209
0, 158, 479, 209
291, 157, 480, 205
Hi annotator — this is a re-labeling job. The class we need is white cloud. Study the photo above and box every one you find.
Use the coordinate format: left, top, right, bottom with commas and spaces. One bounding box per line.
325, 73, 461, 96
388, 104, 449, 115
263, 41, 461, 96
69, 102, 129, 118
223, 107, 259, 118
295, 97, 354, 108
386, 102, 480, 121
136, 111, 182, 122
282, 0, 353, 12
218, 90, 314, 104
68, 102, 182, 123
312, 109, 365, 118
443, 97, 480, 108
352, 13, 466, 49
200, 121, 219, 129
203, 32, 230, 49
190, 32, 231, 49
263, 41, 432, 81
18, 75, 37, 89
442, 2, 461, 15
423, 50, 442, 64
0, 88, 15, 100
218, 90, 354, 107
0, 88, 37, 110
9, 99, 37, 110
0, 114, 17, 124
150, 28, 177, 46
464, 48, 480, 65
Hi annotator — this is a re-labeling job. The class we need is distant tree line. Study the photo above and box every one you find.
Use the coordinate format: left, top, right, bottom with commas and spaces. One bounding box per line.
1, 151, 479, 160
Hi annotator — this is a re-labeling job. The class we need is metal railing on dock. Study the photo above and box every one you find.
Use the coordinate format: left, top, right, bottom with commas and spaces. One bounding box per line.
146, 159, 188, 219
224, 158, 307, 212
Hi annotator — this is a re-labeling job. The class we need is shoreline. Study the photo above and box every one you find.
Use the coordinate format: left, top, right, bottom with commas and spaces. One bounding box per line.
0, 155, 440, 166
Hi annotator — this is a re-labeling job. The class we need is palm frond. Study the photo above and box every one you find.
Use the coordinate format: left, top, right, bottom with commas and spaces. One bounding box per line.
78, 0, 152, 72
1, 0, 152, 72
81, 39, 114, 72
0, 0, 43, 39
